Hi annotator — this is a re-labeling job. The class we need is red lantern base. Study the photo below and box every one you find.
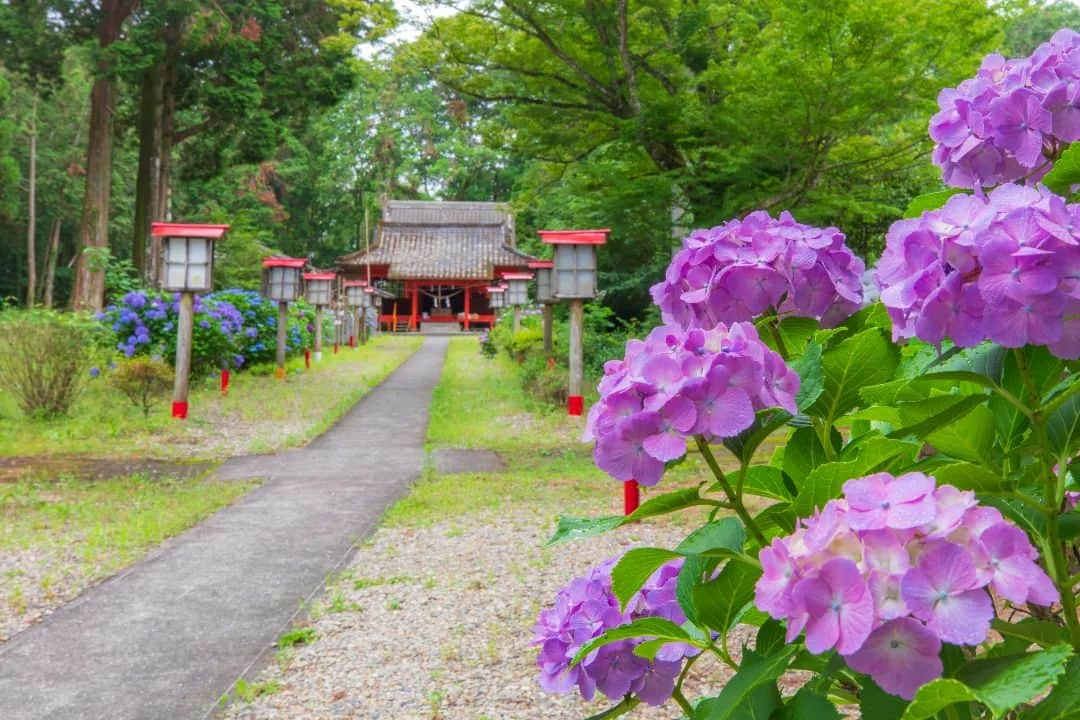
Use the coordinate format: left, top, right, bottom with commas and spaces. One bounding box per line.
171, 401, 188, 420
624, 480, 640, 515
304, 350, 311, 369
220, 369, 230, 396
568, 395, 584, 416
349, 335, 355, 348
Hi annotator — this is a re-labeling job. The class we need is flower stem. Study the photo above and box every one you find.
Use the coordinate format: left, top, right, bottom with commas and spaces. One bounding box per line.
672, 688, 694, 716
696, 435, 768, 546
1013, 349, 1080, 648
767, 318, 790, 361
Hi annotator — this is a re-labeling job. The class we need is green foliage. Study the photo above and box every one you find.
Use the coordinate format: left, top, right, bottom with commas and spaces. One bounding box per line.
0, 72, 21, 220
1043, 143, 1080, 201
901, 646, 1073, 719
0, 308, 104, 417
108, 357, 173, 418
276, 627, 317, 648
414, 0, 1003, 315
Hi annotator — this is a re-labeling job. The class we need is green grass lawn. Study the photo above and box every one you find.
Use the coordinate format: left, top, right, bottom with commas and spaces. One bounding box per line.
391, 337, 716, 529
0, 471, 255, 639
0, 335, 422, 461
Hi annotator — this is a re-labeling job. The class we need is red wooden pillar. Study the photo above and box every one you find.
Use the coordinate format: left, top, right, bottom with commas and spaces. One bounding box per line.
410, 283, 419, 331
464, 285, 471, 330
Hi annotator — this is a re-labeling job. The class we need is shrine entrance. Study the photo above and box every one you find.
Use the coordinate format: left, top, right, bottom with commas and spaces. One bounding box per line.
336, 200, 536, 333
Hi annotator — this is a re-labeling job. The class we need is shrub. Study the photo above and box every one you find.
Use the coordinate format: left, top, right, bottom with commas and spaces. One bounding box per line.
478, 330, 496, 357
108, 357, 174, 417
519, 353, 566, 407
508, 326, 544, 362
0, 309, 104, 417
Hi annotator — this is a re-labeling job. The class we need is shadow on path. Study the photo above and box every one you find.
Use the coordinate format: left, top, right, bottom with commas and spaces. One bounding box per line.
0, 337, 449, 720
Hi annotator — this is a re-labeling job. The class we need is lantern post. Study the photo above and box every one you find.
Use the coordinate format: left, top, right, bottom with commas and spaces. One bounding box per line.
152, 222, 229, 419
502, 271, 533, 334
303, 272, 335, 362
345, 280, 368, 345
541, 228, 631, 513
261, 256, 305, 380
539, 229, 608, 416
529, 260, 555, 357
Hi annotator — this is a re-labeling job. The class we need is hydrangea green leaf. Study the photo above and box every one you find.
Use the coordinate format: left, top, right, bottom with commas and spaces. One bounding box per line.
693, 647, 796, 720
611, 548, 682, 609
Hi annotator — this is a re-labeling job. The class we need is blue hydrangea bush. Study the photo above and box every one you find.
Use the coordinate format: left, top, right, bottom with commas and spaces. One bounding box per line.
96, 289, 315, 376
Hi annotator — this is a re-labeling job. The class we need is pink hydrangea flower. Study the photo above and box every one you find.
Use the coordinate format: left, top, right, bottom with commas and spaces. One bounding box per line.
754, 472, 1058, 698
901, 543, 994, 646
845, 618, 943, 700
844, 472, 937, 530
792, 558, 875, 654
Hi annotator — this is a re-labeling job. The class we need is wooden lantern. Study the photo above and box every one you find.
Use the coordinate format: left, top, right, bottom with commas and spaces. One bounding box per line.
261, 257, 305, 302
502, 272, 533, 306
487, 285, 506, 309
151, 222, 230, 420
539, 229, 609, 300
303, 272, 335, 307
154, 222, 229, 293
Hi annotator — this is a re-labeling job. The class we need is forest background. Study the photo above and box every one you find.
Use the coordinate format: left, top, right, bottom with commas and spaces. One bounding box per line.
0, 0, 1078, 321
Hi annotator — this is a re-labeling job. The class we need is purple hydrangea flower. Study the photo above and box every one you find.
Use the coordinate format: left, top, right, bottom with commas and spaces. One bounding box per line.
533, 555, 697, 707
931, 29, 1080, 188
754, 472, 1058, 699
651, 211, 865, 329
875, 184, 1080, 358
585, 323, 798, 486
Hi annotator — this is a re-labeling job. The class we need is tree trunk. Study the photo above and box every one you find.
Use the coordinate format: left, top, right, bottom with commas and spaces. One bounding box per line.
132, 63, 163, 281
42, 219, 60, 308
25, 95, 37, 307
71, 76, 114, 311
71, 0, 138, 311
150, 50, 178, 287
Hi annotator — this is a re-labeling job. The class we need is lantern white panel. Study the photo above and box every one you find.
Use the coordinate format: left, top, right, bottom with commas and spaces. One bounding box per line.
553, 244, 597, 298
536, 268, 554, 303
507, 279, 528, 305
187, 265, 208, 290
306, 280, 332, 306
166, 240, 187, 262
166, 264, 187, 289
187, 238, 208, 263
262, 266, 303, 301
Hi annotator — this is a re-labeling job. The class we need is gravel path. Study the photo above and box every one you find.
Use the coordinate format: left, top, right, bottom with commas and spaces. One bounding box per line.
220, 508, 750, 720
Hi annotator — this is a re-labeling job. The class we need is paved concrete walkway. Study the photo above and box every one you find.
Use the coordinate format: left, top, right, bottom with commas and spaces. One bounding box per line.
0, 337, 449, 720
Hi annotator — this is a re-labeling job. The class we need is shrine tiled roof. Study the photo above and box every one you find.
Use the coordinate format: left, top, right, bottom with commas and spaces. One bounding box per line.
338, 200, 535, 281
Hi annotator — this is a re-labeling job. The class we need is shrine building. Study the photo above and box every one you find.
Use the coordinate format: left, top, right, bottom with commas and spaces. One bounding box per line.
337, 200, 535, 332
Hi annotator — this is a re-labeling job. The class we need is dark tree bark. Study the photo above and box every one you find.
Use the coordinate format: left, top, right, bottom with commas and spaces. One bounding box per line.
71, 0, 139, 311
25, 94, 36, 306
41, 218, 60, 308
149, 47, 177, 287
132, 62, 162, 280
